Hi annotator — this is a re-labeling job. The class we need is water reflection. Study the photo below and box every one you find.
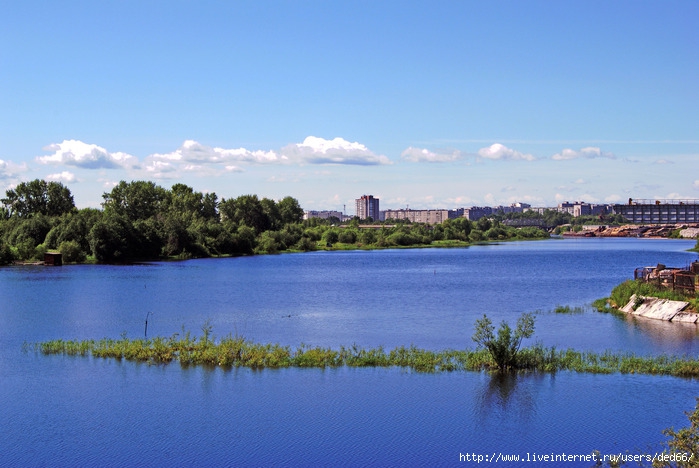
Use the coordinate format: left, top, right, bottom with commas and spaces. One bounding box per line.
614, 313, 699, 353
474, 371, 546, 423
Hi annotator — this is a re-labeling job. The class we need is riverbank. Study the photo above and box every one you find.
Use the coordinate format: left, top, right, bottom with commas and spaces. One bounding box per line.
563, 223, 699, 238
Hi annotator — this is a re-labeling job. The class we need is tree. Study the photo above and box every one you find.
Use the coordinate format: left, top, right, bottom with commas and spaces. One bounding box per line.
654, 398, 699, 468
260, 198, 281, 230
58, 240, 86, 263
219, 195, 270, 234
102, 180, 166, 221
1, 179, 75, 218
476, 216, 492, 232
88, 214, 135, 262
472, 312, 535, 370
165, 183, 218, 221
45, 208, 102, 253
0, 240, 13, 265
277, 196, 304, 225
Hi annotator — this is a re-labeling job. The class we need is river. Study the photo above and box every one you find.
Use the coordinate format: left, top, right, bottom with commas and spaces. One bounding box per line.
1, 238, 697, 466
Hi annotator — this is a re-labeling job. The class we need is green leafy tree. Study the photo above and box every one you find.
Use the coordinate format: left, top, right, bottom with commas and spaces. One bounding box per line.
322, 228, 339, 245
277, 196, 304, 225
58, 240, 86, 263
6, 214, 52, 250
472, 312, 536, 370
476, 216, 493, 232
338, 229, 357, 244
0, 240, 14, 265
102, 180, 167, 221
45, 208, 102, 252
653, 398, 699, 468
260, 198, 281, 230
88, 214, 135, 262
219, 195, 270, 235
1, 179, 75, 217
165, 183, 218, 221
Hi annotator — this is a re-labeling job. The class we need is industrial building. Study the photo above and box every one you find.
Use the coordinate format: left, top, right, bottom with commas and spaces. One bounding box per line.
613, 199, 699, 224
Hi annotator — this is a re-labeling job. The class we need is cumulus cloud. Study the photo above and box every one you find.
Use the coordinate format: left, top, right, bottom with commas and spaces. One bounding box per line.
281, 136, 391, 165
478, 143, 535, 161
148, 140, 281, 166
140, 137, 387, 179
142, 160, 179, 179
694, 180, 699, 190
38, 140, 139, 169
400, 147, 462, 163
45, 171, 77, 183
34, 136, 389, 181
552, 147, 614, 161
0, 158, 29, 179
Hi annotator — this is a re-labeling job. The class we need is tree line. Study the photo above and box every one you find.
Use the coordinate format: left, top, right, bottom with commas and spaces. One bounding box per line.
0, 179, 549, 265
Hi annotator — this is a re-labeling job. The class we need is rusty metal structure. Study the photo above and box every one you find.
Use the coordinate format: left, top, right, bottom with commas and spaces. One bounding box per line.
634, 262, 699, 295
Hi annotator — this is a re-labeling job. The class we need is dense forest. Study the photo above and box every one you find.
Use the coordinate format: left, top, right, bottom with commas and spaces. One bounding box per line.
0, 179, 549, 265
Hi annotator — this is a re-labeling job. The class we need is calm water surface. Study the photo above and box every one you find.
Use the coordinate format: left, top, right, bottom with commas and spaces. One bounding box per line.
1, 238, 698, 466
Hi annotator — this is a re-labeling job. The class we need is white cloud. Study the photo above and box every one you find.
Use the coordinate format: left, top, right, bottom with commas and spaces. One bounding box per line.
34, 136, 388, 181
605, 194, 623, 203
693, 180, 699, 190
654, 159, 673, 164
38, 140, 139, 169
444, 196, 475, 206
142, 160, 178, 179
0, 158, 28, 179
664, 192, 692, 200
281, 136, 391, 165
45, 171, 77, 183
552, 147, 614, 160
400, 147, 462, 163
478, 143, 535, 161
140, 136, 387, 179
149, 140, 281, 165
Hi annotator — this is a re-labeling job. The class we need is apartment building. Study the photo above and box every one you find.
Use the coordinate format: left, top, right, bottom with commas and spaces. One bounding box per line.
356, 195, 380, 220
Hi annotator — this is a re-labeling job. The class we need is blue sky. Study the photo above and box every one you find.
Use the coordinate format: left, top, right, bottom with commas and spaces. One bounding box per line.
1, 1, 697, 214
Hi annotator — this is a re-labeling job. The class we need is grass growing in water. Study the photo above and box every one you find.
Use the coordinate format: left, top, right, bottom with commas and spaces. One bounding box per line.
30, 332, 699, 377
553, 305, 585, 314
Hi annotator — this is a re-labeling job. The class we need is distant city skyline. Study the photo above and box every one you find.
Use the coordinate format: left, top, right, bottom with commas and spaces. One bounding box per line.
1, 2, 697, 211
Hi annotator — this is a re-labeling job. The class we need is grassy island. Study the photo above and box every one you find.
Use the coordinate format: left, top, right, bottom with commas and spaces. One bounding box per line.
31, 333, 699, 377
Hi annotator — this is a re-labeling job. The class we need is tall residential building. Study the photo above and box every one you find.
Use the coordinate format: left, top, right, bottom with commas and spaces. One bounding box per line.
356, 195, 380, 220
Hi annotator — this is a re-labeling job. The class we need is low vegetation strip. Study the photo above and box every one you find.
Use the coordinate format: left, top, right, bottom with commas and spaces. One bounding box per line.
29, 335, 699, 377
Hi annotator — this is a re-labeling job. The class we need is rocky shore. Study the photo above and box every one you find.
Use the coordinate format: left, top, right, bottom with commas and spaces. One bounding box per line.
563, 224, 699, 238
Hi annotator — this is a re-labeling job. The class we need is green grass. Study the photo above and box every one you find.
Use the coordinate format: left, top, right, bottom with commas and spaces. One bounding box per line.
593, 279, 699, 314
30, 334, 699, 377
553, 305, 585, 314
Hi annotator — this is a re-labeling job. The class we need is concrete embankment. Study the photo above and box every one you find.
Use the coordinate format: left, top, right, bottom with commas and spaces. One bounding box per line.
621, 294, 697, 323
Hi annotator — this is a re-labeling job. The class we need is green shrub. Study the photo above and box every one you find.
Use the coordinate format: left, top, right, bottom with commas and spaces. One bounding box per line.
59, 240, 87, 263
472, 312, 535, 370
